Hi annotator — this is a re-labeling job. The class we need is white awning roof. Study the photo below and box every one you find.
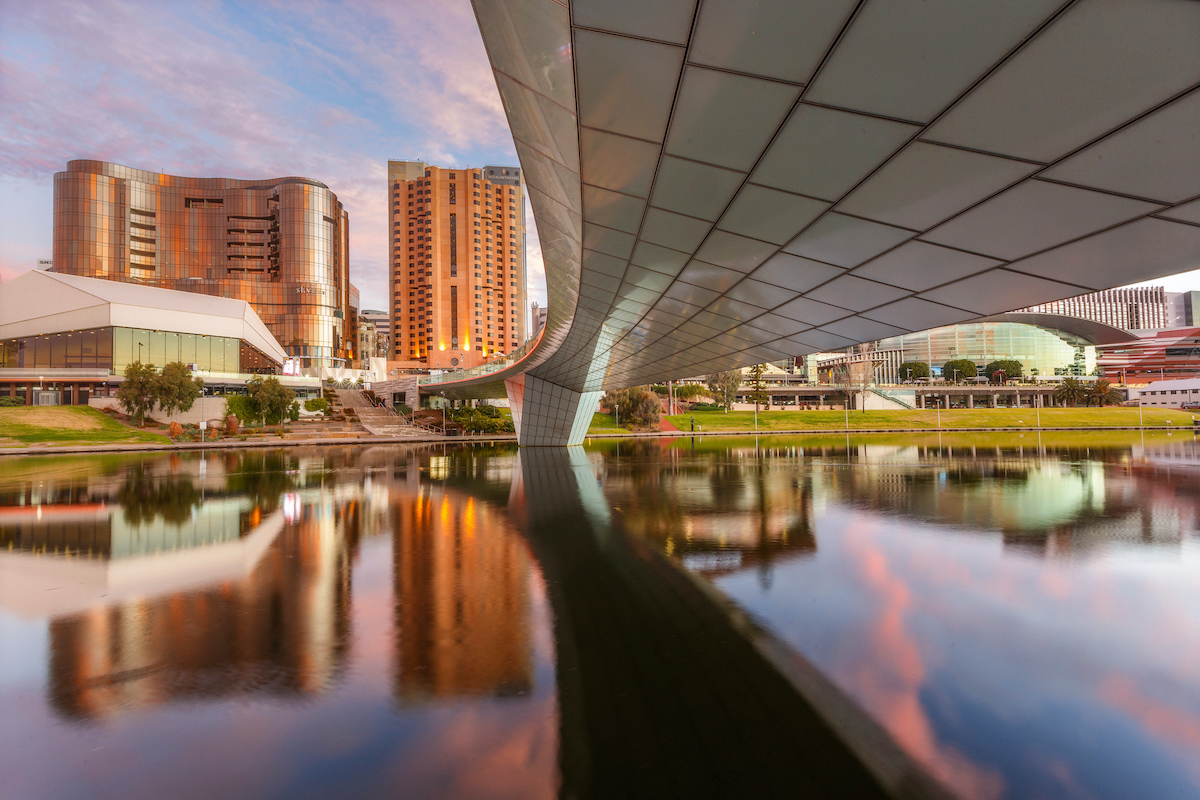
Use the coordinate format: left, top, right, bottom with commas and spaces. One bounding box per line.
0, 271, 287, 363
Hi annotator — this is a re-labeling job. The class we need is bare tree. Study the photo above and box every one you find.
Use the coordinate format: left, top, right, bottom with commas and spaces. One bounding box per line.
831, 344, 878, 412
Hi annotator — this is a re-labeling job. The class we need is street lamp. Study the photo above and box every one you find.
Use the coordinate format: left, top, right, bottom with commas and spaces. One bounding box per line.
953, 368, 961, 384
615, 404, 619, 428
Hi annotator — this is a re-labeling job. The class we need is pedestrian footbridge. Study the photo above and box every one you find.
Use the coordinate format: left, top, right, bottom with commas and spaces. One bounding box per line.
415, 0, 1200, 445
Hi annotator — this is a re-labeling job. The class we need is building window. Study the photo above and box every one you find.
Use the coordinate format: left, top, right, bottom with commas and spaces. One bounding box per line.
449, 184, 456, 205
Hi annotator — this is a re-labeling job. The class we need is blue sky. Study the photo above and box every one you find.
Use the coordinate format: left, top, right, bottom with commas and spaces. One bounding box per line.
1, 0, 1197, 311
0, 0, 545, 311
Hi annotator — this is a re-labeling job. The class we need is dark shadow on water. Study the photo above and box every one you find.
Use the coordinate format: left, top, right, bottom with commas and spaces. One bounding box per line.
509, 447, 904, 800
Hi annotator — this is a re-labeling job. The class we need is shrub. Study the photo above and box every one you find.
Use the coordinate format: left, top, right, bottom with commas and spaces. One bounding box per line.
396, 404, 412, 416
673, 384, 711, 401
689, 402, 721, 411
304, 398, 329, 413
601, 385, 660, 427
288, 401, 300, 422
0, 396, 23, 407
224, 395, 257, 426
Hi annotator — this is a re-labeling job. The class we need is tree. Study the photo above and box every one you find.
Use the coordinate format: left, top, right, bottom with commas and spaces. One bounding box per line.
246, 375, 296, 427
705, 370, 742, 412
601, 386, 659, 427
745, 364, 770, 413
1088, 379, 1123, 407
1055, 377, 1088, 407
673, 383, 710, 402
942, 359, 977, 384
156, 362, 204, 418
984, 359, 1023, 383
831, 345, 877, 412
898, 361, 930, 382
117, 362, 158, 426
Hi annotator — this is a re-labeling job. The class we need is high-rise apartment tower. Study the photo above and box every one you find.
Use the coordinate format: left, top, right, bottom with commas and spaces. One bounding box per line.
389, 161, 526, 369
1017, 287, 1169, 331
53, 160, 353, 369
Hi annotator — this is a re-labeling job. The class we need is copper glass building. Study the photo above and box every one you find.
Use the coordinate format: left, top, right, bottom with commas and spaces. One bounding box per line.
53, 160, 353, 369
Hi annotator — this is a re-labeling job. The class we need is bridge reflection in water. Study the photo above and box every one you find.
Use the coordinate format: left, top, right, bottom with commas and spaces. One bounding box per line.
2, 435, 1199, 798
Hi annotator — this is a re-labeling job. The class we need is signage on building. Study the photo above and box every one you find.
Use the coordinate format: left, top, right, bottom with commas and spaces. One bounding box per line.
483, 166, 521, 186
282, 359, 300, 376
36, 259, 53, 271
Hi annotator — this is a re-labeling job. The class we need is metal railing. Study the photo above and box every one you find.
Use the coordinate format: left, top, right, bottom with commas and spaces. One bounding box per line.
418, 329, 544, 387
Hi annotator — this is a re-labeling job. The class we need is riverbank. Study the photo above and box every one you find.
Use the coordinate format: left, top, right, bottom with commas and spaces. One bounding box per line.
664, 408, 1195, 432
0, 406, 170, 448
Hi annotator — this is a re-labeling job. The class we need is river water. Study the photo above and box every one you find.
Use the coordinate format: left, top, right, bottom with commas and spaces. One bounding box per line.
2, 433, 1199, 799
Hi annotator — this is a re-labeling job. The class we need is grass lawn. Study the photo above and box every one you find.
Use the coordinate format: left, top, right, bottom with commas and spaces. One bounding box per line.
0, 406, 171, 448
587, 412, 624, 433
666, 407, 1197, 432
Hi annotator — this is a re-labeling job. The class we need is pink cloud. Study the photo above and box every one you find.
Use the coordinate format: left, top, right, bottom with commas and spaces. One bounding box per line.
0, 0, 547, 311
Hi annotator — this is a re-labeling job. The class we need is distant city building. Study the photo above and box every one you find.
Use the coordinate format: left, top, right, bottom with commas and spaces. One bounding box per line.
1168, 291, 1200, 329
52, 160, 354, 370
388, 160, 526, 369
1134, 378, 1200, 408
1016, 287, 1169, 331
0, 270, 289, 405
531, 302, 547, 335
360, 309, 391, 357
872, 320, 1102, 380
1097, 327, 1200, 383
357, 318, 377, 370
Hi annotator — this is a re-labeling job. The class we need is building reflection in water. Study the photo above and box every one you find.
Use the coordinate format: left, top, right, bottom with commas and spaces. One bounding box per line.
586, 434, 1200, 800
0, 451, 358, 720
391, 456, 534, 703
594, 441, 818, 587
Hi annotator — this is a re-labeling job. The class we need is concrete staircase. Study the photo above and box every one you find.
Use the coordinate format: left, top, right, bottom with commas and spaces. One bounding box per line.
336, 389, 440, 438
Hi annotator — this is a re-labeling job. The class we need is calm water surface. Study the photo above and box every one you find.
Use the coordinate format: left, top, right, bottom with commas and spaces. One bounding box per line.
1, 433, 1199, 799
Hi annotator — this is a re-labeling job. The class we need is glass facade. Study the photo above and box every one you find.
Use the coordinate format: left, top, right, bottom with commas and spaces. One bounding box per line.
877, 322, 1096, 378
52, 160, 353, 369
0, 327, 276, 375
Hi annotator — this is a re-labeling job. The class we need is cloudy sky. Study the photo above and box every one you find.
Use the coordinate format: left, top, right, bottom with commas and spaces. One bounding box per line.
0, 0, 545, 311
1, 0, 1197, 312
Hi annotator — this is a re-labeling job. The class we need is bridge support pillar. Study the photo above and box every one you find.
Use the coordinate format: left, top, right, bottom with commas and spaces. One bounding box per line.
505, 374, 603, 446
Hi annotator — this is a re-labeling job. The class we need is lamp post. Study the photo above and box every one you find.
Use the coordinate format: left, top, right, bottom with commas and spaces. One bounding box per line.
615, 404, 619, 429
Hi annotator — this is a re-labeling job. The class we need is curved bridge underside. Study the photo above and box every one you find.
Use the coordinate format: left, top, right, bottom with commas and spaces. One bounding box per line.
443, 0, 1200, 443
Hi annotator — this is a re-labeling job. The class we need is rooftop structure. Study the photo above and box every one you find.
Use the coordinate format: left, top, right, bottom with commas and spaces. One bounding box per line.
0, 270, 288, 405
